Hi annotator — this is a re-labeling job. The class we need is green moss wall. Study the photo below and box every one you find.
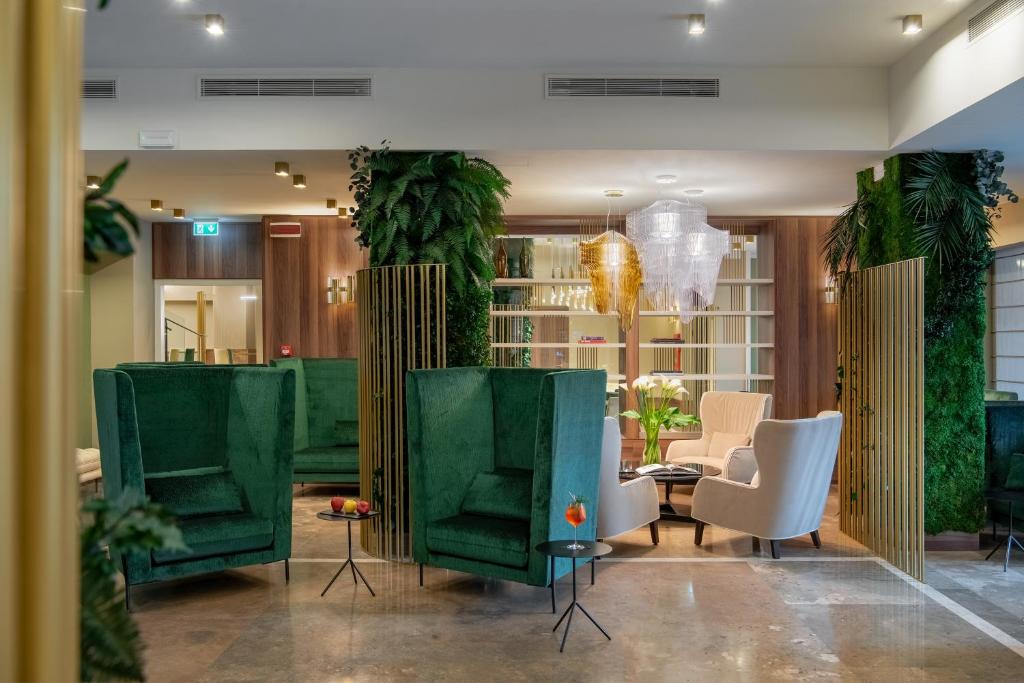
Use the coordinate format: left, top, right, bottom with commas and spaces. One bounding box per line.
856, 154, 987, 534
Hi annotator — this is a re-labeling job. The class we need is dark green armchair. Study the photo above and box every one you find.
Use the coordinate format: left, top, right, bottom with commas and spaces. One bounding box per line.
94, 365, 295, 606
270, 357, 359, 483
406, 367, 606, 587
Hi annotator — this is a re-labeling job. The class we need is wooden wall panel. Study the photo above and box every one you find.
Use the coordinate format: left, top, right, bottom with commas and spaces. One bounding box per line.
262, 216, 366, 360
152, 221, 262, 279
772, 217, 839, 420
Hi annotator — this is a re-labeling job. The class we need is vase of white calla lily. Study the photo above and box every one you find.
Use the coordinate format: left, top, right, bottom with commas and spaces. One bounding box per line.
621, 376, 700, 465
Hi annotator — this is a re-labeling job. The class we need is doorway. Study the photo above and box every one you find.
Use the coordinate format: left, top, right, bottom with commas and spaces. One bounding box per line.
156, 280, 263, 364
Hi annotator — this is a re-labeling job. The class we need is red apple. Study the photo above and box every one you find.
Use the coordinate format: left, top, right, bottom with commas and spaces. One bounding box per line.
330, 496, 345, 513
356, 499, 371, 515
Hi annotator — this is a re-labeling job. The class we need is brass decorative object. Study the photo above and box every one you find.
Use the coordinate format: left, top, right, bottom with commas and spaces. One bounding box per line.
326, 275, 354, 304
579, 231, 642, 332
358, 265, 446, 560
838, 258, 925, 580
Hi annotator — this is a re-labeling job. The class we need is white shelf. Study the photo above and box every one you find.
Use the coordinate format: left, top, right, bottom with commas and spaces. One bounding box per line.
639, 343, 774, 349
640, 310, 774, 317
492, 342, 626, 349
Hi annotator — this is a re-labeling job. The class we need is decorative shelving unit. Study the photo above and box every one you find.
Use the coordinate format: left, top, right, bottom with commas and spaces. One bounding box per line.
490, 219, 776, 458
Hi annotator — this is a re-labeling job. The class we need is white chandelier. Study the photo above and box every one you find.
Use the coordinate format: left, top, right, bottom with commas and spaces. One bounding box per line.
626, 199, 730, 323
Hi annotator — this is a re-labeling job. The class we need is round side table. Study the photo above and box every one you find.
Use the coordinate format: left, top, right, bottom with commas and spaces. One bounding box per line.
535, 540, 613, 652
317, 510, 381, 597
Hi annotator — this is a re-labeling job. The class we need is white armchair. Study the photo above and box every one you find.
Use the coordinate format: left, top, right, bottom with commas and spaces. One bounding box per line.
665, 391, 772, 482
691, 411, 843, 558
596, 418, 660, 544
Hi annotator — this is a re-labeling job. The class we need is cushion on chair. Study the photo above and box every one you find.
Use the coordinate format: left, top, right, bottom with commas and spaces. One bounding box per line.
461, 469, 533, 521
708, 431, 751, 461
152, 512, 274, 564
293, 446, 359, 473
145, 470, 244, 518
426, 514, 530, 568
333, 420, 359, 446
1005, 453, 1024, 490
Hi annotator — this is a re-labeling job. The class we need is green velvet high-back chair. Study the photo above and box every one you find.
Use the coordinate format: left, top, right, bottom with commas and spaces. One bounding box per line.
270, 357, 359, 483
94, 365, 296, 605
406, 367, 606, 588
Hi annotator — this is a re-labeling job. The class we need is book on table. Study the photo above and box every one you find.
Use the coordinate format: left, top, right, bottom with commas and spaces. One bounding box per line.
634, 463, 700, 476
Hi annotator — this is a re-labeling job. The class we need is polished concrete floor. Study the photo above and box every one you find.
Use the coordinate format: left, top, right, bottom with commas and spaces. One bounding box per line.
113, 484, 1024, 682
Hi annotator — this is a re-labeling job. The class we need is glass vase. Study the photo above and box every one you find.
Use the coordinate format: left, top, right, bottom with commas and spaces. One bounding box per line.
642, 427, 661, 465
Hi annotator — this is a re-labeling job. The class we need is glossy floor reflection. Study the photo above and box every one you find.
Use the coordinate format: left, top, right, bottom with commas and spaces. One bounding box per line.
119, 485, 1024, 682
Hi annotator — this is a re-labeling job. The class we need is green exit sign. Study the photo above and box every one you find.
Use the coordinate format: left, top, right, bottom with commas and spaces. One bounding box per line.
193, 221, 219, 236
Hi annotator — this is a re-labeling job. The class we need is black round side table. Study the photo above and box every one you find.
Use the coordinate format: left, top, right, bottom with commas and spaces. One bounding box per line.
535, 540, 613, 652
317, 510, 381, 597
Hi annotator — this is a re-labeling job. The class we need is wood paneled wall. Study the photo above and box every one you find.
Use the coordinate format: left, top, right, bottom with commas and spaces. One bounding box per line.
262, 216, 366, 359
772, 217, 839, 419
152, 221, 263, 279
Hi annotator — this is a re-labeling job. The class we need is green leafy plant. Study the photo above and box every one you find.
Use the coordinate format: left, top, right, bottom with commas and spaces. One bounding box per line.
621, 376, 700, 465
80, 490, 185, 682
84, 160, 139, 263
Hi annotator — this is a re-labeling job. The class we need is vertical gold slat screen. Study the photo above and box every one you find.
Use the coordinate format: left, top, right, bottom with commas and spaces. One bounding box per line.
838, 258, 924, 580
358, 265, 446, 561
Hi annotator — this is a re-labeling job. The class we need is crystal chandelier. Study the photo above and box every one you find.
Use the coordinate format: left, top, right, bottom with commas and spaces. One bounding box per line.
579, 230, 642, 332
626, 199, 730, 322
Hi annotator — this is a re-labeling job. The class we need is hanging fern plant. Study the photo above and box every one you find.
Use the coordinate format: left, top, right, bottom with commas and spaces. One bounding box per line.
84, 159, 139, 263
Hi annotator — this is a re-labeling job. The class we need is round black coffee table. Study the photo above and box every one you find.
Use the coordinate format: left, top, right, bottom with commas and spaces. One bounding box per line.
536, 540, 612, 653
619, 468, 702, 522
317, 509, 381, 597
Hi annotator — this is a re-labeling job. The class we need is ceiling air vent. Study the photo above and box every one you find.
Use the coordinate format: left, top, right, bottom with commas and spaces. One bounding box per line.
198, 77, 371, 98
969, 0, 1024, 42
546, 75, 719, 98
81, 79, 117, 100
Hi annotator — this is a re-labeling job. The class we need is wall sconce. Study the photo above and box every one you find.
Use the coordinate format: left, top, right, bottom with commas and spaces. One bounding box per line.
824, 276, 838, 304
327, 275, 354, 304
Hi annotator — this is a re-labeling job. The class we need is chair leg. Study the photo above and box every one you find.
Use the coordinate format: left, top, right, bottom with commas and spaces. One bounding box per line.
752, 536, 760, 552
694, 521, 705, 546
649, 520, 660, 545
418, 562, 424, 587
769, 539, 781, 559
284, 558, 290, 583
590, 558, 595, 586
810, 530, 821, 549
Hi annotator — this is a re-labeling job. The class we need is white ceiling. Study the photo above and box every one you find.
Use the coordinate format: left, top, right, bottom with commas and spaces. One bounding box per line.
84, 148, 884, 220
85, 0, 970, 69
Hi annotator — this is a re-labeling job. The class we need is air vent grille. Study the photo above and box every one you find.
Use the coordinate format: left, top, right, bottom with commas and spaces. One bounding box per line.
969, 0, 1024, 41
199, 77, 371, 97
546, 76, 719, 98
82, 79, 117, 100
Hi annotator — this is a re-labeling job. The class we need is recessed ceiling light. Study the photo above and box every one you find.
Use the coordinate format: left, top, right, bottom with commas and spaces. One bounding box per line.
326, 198, 337, 209
655, 174, 678, 185
688, 14, 706, 36
86, 175, 100, 189
205, 13, 225, 36
150, 199, 164, 211
902, 15, 923, 35
274, 161, 290, 176
683, 188, 705, 196
173, 208, 185, 219
603, 189, 624, 198
292, 174, 307, 189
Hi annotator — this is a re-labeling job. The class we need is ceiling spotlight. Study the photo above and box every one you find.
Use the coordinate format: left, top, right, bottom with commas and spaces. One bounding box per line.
688, 14, 706, 36
205, 13, 225, 36
150, 199, 164, 211
902, 14, 923, 35
274, 161, 290, 176
326, 198, 337, 209
655, 174, 678, 185
292, 174, 307, 189
86, 175, 101, 189
683, 188, 705, 196
603, 189, 624, 198
173, 208, 185, 219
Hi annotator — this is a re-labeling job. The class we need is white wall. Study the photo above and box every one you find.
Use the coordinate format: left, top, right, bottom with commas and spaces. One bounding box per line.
993, 198, 1024, 248
889, 0, 1024, 147
991, 243, 1024, 396
82, 66, 889, 152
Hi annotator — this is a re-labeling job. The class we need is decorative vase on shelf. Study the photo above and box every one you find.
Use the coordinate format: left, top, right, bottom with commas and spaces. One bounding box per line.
519, 240, 532, 278
494, 239, 508, 278
642, 427, 661, 465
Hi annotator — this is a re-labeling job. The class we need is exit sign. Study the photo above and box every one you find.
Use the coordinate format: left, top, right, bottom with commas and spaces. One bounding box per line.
193, 221, 219, 236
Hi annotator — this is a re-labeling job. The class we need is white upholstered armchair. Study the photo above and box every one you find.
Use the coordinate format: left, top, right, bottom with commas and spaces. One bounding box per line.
596, 418, 660, 544
691, 411, 843, 558
665, 391, 772, 482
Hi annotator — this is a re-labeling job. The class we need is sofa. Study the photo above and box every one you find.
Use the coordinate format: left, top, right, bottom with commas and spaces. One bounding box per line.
406, 367, 606, 587
94, 365, 296, 606
270, 357, 359, 483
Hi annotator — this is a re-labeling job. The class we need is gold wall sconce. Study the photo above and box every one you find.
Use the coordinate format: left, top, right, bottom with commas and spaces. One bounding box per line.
327, 275, 355, 304
824, 276, 837, 304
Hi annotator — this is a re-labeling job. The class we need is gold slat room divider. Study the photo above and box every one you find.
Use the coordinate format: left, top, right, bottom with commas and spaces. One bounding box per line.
358, 265, 446, 560
838, 258, 925, 580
